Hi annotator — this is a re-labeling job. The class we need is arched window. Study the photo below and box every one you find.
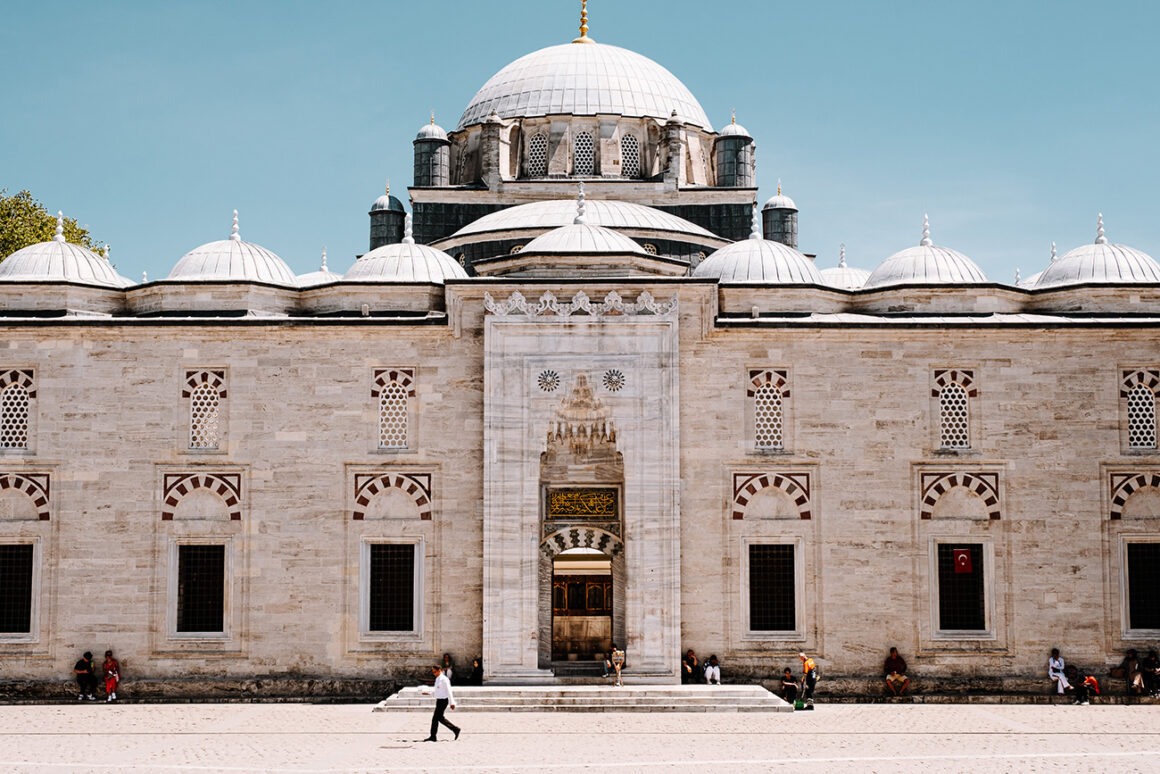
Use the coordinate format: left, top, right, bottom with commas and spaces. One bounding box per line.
189, 383, 221, 450
754, 383, 784, 450
642, 243, 657, 255
1127, 382, 1157, 449
527, 134, 548, 177
939, 382, 970, 449
574, 131, 594, 175
0, 384, 30, 449
379, 382, 409, 449
620, 134, 639, 178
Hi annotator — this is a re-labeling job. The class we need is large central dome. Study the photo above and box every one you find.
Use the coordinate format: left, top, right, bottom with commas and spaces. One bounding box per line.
457, 42, 710, 130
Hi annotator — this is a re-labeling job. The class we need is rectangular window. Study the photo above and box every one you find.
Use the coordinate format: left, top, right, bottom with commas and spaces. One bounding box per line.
936, 543, 985, 631
369, 544, 416, 632
749, 544, 795, 631
177, 544, 225, 633
1126, 542, 1160, 630
0, 545, 34, 633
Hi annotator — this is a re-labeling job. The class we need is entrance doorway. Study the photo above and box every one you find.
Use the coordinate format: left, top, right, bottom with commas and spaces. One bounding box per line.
551, 548, 612, 662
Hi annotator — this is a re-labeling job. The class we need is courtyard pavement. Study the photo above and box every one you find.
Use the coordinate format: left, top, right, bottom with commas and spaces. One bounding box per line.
0, 702, 1158, 773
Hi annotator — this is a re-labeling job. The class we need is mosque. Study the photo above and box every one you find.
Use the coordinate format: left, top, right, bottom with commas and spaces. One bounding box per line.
1, 3, 1158, 695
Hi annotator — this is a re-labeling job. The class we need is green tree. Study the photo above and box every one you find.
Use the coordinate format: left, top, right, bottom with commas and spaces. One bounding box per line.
0, 189, 101, 259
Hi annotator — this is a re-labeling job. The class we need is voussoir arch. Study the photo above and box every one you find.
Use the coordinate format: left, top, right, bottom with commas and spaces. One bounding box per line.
352, 472, 431, 520
540, 526, 623, 558
162, 472, 241, 520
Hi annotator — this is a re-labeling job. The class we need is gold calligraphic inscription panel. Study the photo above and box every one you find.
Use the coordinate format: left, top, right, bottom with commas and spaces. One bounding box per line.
546, 488, 619, 519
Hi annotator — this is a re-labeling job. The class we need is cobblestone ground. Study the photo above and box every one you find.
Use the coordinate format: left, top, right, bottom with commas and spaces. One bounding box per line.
0, 703, 1158, 774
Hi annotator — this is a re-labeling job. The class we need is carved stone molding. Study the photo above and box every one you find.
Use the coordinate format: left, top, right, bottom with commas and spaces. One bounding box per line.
484, 290, 678, 319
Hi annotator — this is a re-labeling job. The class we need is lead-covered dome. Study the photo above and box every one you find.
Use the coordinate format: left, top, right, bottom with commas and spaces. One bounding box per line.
1033, 215, 1160, 289
446, 198, 716, 240
518, 188, 647, 257
693, 211, 823, 284
864, 216, 986, 289
167, 211, 297, 287
0, 213, 130, 287
370, 183, 405, 213
297, 248, 343, 287
344, 215, 468, 283
820, 246, 871, 290
457, 41, 710, 130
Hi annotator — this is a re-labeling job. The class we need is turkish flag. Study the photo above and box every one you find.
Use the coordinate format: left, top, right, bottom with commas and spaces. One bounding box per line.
953, 548, 973, 574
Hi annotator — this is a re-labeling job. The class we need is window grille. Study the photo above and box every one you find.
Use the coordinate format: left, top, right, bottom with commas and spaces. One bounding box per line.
1127, 543, 1160, 630
369, 544, 415, 631
642, 243, 657, 255
176, 544, 225, 633
378, 382, 408, 449
939, 382, 970, 449
1127, 383, 1157, 449
189, 383, 220, 450
749, 544, 795, 631
936, 544, 985, 631
754, 383, 784, 450
0, 385, 29, 449
527, 134, 548, 177
510, 245, 524, 254
574, 132, 595, 175
0, 544, 33, 633
621, 134, 639, 178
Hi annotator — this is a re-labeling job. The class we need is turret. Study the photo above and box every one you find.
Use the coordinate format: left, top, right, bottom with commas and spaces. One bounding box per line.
480, 110, 504, 190
368, 181, 406, 251
715, 111, 755, 187
761, 181, 798, 249
663, 110, 684, 190
413, 113, 450, 187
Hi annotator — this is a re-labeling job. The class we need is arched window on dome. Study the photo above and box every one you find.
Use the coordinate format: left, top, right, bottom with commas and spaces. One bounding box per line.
620, 134, 640, 178
574, 132, 595, 176
527, 134, 548, 178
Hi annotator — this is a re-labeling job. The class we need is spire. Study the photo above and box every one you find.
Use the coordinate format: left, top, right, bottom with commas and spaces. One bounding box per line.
572, 0, 594, 43
54, 211, 65, 243
919, 214, 932, 247
777, 177, 782, 197
839, 243, 847, 268
749, 202, 761, 240
142, 270, 148, 283
385, 178, 390, 196
229, 210, 240, 241
574, 181, 587, 225
430, 110, 435, 125
1014, 268, 1021, 284
1051, 241, 1057, 262
731, 108, 736, 125
402, 213, 415, 244
320, 247, 328, 271
1095, 213, 1107, 245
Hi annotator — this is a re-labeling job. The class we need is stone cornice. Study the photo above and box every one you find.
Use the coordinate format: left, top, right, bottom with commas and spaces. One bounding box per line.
483, 290, 678, 318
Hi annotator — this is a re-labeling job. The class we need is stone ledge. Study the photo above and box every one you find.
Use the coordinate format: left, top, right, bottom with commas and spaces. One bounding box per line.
0, 677, 400, 703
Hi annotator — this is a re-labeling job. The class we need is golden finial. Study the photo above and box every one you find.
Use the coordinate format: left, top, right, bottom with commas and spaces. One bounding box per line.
573, 0, 594, 43
385, 178, 390, 196
731, 109, 736, 125
777, 177, 782, 196
430, 110, 435, 125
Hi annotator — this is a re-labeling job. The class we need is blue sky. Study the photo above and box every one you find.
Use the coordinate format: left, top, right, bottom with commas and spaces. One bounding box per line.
2, 0, 1157, 283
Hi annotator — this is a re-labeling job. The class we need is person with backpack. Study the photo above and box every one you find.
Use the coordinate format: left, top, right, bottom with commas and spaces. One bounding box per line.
798, 652, 818, 710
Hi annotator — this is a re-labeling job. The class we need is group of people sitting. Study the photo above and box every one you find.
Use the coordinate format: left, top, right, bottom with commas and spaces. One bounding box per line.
436, 653, 483, 686
680, 650, 721, 685
1110, 648, 1160, 698
1050, 647, 1160, 703
73, 650, 120, 702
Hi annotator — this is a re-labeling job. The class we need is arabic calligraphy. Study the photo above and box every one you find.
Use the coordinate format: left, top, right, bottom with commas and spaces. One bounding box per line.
547, 488, 619, 519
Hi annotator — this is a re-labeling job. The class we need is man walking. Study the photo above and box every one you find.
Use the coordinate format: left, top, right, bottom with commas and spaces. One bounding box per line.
798, 652, 818, 710
424, 665, 461, 742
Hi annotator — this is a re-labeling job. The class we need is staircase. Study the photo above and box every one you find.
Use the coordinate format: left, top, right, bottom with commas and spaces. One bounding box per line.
374, 684, 791, 713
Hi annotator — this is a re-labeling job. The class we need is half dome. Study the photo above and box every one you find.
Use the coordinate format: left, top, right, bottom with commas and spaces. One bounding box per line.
519, 223, 648, 256
863, 217, 986, 289
1033, 216, 1160, 289
457, 42, 710, 130
0, 214, 129, 288
445, 198, 716, 240
167, 211, 297, 287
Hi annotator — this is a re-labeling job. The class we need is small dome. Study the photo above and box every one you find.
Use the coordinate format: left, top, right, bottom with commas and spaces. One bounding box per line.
819, 246, 871, 290
863, 216, 987, 289
0, 212, 130, 288
370, 183, 405, 213
167, 211, 298, 287
344, 215, 468, 283
718, 119, 751, 138
416, 120, 448, 142
762, 184, 797, 211
518, 184, 647, 257
1033, 215, 1160, 289
297, 248, 343, 287
694, 210, 822, 284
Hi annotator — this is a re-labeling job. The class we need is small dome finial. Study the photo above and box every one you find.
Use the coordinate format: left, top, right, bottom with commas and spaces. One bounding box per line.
385, 178, 390, 196
839, 243, 847, 268
731, 108, 736, 125
1051, 241, 1057, 262
54, 211, 65, 243
1095, 213, 1107, 245
749, 202, 761, 240
402, 213, 415, 245
920, 214, 932, 247
1014, 267, 1021, 284
230, 210, 240, 241
320, 247, 328, 271
777, 177, 782, 197
572, 0, 594, 43
142, 270, 148, 283
430, 110, 435, 125
574, 181, 588, 225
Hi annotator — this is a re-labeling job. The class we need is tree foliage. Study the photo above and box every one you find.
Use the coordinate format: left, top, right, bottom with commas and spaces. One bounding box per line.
0, 189, 101, 259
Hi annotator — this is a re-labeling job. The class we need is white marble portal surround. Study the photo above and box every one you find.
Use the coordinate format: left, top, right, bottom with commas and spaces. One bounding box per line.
482, 291, 681, 683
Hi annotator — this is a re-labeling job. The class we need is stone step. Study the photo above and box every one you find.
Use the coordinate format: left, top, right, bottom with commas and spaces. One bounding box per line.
374, 684, 791, 713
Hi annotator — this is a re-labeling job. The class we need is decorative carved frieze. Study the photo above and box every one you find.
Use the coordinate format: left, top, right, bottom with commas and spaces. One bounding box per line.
484, 290, 678, 318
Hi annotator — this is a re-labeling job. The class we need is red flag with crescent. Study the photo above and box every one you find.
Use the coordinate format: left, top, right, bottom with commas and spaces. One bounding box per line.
953, 548, 973, 573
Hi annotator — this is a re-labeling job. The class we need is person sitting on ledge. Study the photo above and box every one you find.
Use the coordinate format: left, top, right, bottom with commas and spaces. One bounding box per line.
682, 649, 701, 684
704, 654, 721, 685
1116, 649, 1144, 695
1048, 648, 1070, 695
780, 667, 798, 704
884, 647, 909, 696
1141, 650, 1160, 697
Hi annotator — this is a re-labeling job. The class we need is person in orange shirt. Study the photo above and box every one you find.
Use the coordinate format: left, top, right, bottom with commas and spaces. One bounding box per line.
798, 652, 818, 710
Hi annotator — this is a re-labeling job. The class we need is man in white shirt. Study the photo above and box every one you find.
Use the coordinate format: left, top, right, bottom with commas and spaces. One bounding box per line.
423, 665, 461, 742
